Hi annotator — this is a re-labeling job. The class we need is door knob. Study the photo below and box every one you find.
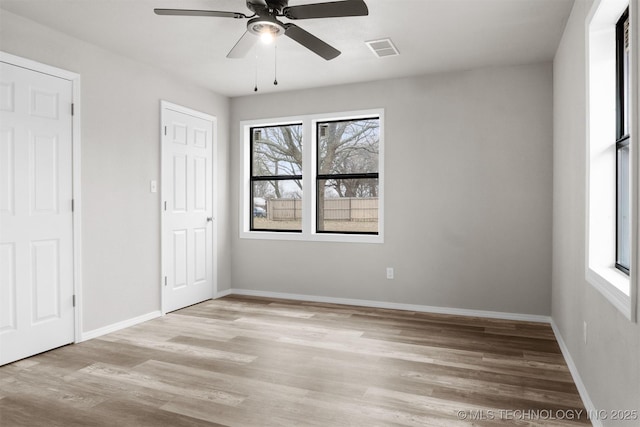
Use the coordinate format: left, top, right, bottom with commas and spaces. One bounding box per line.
206, 217, 213, 222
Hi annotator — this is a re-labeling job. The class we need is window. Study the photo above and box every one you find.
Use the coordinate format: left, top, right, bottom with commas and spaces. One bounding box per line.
586, 0, 636, 321
316, 118, 380, 234
250, 124, 303, 232
240, 110, 384, 243
616, 8, 630, 273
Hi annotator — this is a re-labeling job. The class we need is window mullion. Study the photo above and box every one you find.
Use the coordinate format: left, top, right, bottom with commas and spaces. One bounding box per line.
317, 173, 379, 180
302, 118, 314, 237
251, 175, 303, 181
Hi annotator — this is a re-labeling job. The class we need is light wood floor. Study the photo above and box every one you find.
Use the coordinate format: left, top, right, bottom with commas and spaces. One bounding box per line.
0, 295, 589, 426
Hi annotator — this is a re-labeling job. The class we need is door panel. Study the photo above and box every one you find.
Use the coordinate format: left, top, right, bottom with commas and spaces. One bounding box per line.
173, 229, 188, 290
31, 133, 59, 213
194, 228, 207, 283
162, 106, 214, 313
0, 128, 14, 214
30, 88, 59, 119
194, 157, 206, 211
0, 243, 16, 332
173, 155, 187, 212
0, 61, 74, 365
0, 81, 14, 111
31, 239, 60, 322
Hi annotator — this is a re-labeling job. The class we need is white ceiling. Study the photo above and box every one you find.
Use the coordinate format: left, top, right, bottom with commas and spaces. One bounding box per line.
0, 0, 574, 97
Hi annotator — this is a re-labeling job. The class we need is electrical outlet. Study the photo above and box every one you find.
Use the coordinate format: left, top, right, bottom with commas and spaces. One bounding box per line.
583, 321, 588, 344
150, 180, 157, 193
386, 267, 394, 279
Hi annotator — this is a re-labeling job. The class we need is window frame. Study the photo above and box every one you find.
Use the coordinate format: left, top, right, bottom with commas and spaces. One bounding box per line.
240, 109, 384, 244
586, 0, 637, 322
315, 117, 380, 235
616, 8, 631, 274
249, 123, 303, 233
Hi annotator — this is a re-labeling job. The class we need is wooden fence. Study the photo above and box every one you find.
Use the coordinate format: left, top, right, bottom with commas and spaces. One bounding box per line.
267, 199, 302, 221
266, 198, 378, 222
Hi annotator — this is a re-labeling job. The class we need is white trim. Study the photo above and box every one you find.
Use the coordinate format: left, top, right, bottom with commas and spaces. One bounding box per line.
585, 0, 638, 321
161, 100, 218, 122
631, 0, 640, 322
0, 51, 84, 343
239, 109, 385, 244
80, 311, 162, 342
160, 100, 218, 315
214, 289, 232, 299
550, 320, 600, 427
587, 268, 632, 314
223, 288, 551, 323
71, 68, 83, 343
0, 51, 79, 81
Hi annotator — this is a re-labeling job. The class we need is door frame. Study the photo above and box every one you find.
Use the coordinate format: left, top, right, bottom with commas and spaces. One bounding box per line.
160, 100, 217, 315
0, 51, 82, 343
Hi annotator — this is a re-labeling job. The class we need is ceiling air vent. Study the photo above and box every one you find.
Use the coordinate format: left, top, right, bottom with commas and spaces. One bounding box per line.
366, 38, 399, 58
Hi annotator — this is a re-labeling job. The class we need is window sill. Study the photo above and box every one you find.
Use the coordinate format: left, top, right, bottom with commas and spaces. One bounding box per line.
586, 265, 632, 319
240, 230, 384, 244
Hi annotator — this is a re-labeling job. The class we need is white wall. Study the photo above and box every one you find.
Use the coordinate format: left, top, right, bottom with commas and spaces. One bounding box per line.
230, 63, 554, 315
0, 11, 231, 332
553, 0, 640, 422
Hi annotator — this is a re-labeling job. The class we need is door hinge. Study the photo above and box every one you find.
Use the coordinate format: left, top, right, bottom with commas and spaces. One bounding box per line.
164, 126, 167, 136
71, 103, 74, 116
164, 201, 167, 211
72, 295, 76, 307
71, 198, 74, 212
164, 276, 167, 287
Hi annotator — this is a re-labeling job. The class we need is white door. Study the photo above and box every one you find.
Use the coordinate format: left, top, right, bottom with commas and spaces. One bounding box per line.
162, 104, 214, 313
0, 61, 74, 365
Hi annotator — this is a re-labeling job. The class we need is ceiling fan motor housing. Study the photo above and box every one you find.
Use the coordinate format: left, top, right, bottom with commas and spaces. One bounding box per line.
247, 0, 289, 14
267, 0, 290, 12
247, 15, 286, 37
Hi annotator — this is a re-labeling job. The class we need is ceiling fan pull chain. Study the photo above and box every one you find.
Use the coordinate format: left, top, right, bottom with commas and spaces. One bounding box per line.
274, 45, 278, 86
254, 49, 259, 92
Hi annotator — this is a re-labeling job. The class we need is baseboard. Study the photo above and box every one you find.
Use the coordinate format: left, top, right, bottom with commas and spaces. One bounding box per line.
550, 320, 599, 427
224, 288, 552, 323
80, 310, 162, 342
214, 288, 232, 299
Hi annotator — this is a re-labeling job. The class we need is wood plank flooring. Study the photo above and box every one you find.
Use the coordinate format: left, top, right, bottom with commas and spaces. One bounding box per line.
0, 295, 590, 426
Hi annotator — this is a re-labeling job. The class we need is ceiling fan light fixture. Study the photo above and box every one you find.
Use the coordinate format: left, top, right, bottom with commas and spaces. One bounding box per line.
260, 31, 275, 44
247, 16, 285, 43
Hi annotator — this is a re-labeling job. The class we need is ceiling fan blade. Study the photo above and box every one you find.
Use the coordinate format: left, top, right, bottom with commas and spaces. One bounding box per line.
283, 0, 368, 20
227, 31, 258, 59
284, 24, 340, 60
154, 9, 249, 19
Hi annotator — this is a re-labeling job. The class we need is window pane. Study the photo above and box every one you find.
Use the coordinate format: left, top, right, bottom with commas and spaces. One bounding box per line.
252, 179, 302, 231
317, 118, 379, 175
252, 124, 302, 177
317, 178, 378, 233
617, 144, 630, 269
622, 15, 630, 136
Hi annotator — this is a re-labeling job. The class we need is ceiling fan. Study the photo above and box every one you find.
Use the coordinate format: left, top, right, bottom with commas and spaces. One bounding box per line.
154, 0, 369, 60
